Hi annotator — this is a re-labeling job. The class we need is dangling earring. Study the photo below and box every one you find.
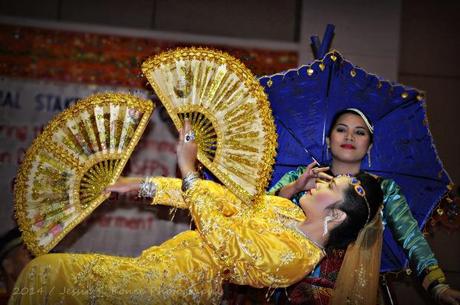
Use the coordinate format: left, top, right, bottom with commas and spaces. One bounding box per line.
367, 150, 372, 167
326, 145, 330, 160
323, 215, 333, 236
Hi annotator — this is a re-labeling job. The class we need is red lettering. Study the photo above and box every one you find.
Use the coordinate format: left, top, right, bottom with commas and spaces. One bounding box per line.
114, 216, 125, 227
136, 139, 176, 154
0, 151, 12, 164
97, 215, 113, 227
125, 218, 140, 230
145, 217, 154, 230
16, 126, 27, 141
130, 159, 170, 176
0, 125, 28, 141
158, 141, 176, 154
95, 215, 155, 230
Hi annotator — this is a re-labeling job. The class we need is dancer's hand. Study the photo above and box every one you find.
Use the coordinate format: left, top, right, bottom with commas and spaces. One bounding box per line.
277, 162, 331, 199
105, 177, 142, 194
177, 119, 198, 177
294, 161, 332, 192
438, 287, 460, 305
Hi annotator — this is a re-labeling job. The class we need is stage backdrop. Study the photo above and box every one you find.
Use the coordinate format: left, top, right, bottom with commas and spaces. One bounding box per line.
0, 21, 298, 256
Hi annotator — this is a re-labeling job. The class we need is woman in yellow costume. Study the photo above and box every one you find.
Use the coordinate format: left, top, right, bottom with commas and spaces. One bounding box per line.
9, 121, 383, 305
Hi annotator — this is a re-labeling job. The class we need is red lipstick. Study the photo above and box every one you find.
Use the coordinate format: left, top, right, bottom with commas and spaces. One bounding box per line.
340, 144, 356, 149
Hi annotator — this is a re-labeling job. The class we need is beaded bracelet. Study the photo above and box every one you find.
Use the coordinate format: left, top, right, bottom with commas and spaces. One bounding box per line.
138, 176, 157, 198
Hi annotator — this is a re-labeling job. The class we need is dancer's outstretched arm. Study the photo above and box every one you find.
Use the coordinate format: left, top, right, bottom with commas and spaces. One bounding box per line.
106, 172, 188, 209
106, 176, 187, 209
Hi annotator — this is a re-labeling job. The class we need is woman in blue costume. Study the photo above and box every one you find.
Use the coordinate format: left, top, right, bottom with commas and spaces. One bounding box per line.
269, 108, 460, 305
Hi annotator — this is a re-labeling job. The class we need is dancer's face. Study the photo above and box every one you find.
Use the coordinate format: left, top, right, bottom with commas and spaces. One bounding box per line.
299, 176, 350, 220
328, 113, 372, 164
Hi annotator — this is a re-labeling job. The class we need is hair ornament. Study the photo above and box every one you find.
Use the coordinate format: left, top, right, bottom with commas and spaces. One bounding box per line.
337, 174, 371, 223
345, 108, 374, 134
354, 184, 366, 197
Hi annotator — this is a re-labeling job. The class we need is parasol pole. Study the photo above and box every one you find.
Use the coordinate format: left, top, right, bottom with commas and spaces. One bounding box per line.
267, 24, 337, 168
310, 24, 335, 59
275, 118, 321, 166
310, 35, 321, 59
310, 24, 336, 161
318, 24, 335, 58
381, 274, 396, 305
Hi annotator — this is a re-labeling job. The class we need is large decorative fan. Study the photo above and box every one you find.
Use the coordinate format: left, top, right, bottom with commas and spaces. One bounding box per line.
15, 92, 154, 256
142, 48, 277, 203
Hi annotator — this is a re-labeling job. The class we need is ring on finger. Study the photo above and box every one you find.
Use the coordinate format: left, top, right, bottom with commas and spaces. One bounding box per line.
184, 131, 196, 143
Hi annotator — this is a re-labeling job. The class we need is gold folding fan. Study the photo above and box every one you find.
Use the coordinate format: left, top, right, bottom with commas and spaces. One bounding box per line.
15, 92, 154, 256
142, 48, 277, 203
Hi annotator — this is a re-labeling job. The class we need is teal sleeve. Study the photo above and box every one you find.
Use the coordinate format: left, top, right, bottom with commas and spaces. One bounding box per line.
267, 166, 306, 205
381, 179, 439, 276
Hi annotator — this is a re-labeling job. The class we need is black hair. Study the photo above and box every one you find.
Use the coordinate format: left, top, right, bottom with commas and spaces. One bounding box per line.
326, 173, 383, 250
328, 109, 374, 143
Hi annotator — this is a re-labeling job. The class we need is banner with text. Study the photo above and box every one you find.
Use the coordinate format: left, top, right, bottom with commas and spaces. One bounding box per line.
0, 77, 188, 256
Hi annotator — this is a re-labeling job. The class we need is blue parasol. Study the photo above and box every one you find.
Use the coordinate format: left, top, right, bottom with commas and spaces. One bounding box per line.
259, 48, 452, 272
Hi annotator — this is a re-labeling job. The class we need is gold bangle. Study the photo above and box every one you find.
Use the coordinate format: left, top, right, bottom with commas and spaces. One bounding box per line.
422, 266, 446, 290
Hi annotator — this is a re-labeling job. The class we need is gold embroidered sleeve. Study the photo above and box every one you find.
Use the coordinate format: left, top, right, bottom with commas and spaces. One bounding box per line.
184, 180, 248, 216
184, 180, 324, 288
148, 177, 187, 209
183, 180, 247, 253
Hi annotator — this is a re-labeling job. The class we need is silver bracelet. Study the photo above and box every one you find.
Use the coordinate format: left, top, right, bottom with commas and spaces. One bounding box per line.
181, 172, 200, 192
432, 283, 450, 302
138, 176, 157, 198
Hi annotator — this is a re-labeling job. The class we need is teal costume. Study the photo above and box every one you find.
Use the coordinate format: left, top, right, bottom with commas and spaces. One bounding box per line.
268, 166, 438, 276
220, 168, 446, 305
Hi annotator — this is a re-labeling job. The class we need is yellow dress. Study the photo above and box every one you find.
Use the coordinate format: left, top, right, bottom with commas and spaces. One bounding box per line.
9, 178, 324, 305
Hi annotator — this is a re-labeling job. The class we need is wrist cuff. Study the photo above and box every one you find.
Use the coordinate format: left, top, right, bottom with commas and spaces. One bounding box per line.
182, 172, 200, 192
138, 176, 157, 199
422, 265, 446, 291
